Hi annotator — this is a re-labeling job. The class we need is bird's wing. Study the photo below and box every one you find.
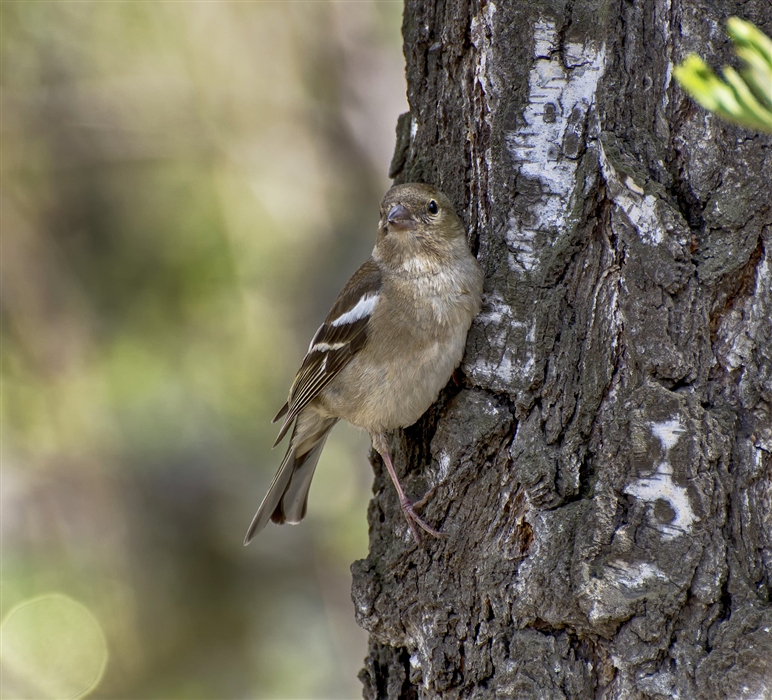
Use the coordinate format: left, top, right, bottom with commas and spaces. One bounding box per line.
272, 258, 382, 446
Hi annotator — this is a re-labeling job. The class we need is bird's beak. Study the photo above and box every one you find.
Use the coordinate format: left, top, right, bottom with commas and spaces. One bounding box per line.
387, 203, 416, 231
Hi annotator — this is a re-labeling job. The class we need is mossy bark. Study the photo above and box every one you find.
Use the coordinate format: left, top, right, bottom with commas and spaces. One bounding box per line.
355, 1, 772, 698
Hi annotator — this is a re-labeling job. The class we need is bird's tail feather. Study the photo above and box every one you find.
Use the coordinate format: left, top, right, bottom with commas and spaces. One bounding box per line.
243, 416, 336, 545
277, 431, 331, 524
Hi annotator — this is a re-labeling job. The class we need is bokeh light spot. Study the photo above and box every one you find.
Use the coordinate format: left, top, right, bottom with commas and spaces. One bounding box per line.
1, 594, 108, 699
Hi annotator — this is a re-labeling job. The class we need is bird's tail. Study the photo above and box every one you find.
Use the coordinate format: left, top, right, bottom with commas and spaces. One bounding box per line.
244, 414, 337, 545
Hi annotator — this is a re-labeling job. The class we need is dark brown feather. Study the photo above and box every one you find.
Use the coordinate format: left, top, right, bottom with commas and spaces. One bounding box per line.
272, 259, 381, 446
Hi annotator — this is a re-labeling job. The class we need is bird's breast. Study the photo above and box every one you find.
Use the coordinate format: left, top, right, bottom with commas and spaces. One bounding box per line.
318, 272, 478, 433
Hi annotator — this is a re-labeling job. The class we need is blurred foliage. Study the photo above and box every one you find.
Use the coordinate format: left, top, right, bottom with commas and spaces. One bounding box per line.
674, 17, 772, 133
1, 2, 406, 697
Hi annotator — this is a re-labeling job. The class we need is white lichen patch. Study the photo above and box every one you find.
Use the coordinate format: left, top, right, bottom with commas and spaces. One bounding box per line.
470, 2, 498, 97
625, 176, 645, 195
404, 612, 449, 689
472, 347, 521, 386
608, 560, 668, 589
598, 139, 663, 245
474, 297, 520, 327
470, 332, 536, 389
651, 418, 686, 452
506, 219, 538, 272
436, 451, 451, 481
469, 2, 497, 237
718, 250, 771, 372
582, 560, 668, 625
505, 18, 606, 272
467, 295, 537, 391
624, 417, 697, 541
625, 465, 696, 541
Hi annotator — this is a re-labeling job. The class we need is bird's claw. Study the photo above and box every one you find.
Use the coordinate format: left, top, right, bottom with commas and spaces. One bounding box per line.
411, 485, 438, 512
400, 496, 443, 543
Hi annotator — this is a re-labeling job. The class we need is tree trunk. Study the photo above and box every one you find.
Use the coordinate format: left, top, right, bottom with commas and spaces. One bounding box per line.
352, 1, 772, 698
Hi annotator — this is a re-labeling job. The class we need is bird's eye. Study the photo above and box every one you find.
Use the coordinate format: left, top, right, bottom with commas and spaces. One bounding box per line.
427, 200, 439, 215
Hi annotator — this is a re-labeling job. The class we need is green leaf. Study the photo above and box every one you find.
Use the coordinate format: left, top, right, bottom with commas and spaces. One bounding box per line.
736, 48, 772, 109
722, 66, 772, 130
674, 17, 772, 133
727, 17, 772, 70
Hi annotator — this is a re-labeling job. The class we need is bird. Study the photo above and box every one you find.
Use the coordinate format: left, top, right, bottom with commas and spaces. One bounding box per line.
244, 182, 483, 545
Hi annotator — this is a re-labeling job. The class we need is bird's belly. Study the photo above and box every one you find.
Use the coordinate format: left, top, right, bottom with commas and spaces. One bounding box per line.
321, 328, 468, 433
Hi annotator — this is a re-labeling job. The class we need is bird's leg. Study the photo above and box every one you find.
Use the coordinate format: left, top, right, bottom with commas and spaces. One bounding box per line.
372, 434, 442, 542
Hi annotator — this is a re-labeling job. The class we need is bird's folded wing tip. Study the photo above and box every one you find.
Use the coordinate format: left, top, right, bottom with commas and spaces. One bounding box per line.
272, 402, 289, 424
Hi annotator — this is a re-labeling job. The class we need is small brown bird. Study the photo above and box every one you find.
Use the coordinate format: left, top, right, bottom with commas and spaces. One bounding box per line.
244, 183, 483, 544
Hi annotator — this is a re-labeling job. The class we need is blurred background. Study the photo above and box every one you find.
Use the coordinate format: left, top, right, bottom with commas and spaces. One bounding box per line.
1, 2, 407, 697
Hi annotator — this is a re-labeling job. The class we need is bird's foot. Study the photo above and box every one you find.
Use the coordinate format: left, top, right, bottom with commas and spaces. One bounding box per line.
400, 495, 443, 543
372, 434, 443, 544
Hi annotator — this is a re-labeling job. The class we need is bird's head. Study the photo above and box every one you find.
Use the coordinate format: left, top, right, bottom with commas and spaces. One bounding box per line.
374, 183, 468, 275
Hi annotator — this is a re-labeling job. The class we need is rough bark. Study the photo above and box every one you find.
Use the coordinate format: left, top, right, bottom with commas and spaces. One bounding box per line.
352, 1, 772, 699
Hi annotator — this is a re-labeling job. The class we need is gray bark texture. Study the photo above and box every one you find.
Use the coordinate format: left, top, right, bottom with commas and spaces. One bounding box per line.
352, 1, 772, 698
